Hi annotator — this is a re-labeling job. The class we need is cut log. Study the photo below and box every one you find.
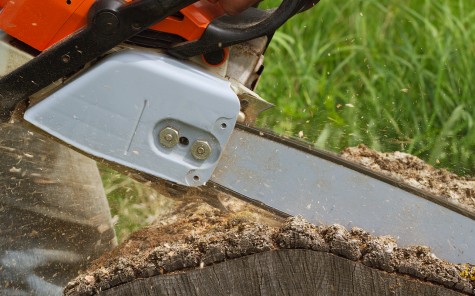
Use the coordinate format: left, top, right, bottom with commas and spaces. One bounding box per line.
64, 201, 475, 296
99, 250, 464, 296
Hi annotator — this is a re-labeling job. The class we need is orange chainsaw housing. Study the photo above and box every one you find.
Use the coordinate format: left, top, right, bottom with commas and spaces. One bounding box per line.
0, 0, 223, 51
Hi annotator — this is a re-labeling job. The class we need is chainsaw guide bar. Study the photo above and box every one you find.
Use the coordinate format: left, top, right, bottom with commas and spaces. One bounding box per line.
207, 124, 475, 264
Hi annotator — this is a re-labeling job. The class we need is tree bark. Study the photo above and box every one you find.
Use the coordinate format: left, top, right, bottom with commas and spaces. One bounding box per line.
65, 202, 473, 296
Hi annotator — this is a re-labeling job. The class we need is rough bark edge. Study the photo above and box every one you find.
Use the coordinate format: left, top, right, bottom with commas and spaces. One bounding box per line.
64, 216, 475, 295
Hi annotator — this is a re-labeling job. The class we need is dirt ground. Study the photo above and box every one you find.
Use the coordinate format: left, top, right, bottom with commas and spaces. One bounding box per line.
65, 145, 475, 295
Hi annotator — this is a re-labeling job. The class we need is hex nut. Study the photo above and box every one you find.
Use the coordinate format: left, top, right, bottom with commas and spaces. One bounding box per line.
159, 127, 179, 148
191, 140, 212, 160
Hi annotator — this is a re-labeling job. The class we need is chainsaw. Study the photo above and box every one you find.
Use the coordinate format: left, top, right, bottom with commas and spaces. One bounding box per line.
0, 0, 474, 266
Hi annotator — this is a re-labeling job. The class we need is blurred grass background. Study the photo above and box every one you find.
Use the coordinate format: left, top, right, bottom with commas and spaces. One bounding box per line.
100, 165, 176, 242
104, 0, 475, 241
258, 0, 475, 175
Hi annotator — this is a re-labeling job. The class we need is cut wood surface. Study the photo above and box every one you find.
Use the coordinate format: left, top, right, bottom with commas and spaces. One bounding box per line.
65, 199, 475, 296
99, 250, 464, 296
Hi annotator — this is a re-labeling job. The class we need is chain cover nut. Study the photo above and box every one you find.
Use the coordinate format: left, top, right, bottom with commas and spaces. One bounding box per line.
191, 140, 212, 160
159, 127, 179, 148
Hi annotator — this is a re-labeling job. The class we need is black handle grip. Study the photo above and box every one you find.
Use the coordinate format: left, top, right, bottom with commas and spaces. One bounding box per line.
168, 0, 318, 59
0, 0, 197, 123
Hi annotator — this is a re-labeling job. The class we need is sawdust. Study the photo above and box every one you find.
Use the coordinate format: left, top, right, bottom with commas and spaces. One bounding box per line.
64, 203, 475, 295
341, 144, 475, 211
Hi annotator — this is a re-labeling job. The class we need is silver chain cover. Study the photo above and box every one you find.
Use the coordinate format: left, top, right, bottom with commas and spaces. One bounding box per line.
24, 50, 240, 186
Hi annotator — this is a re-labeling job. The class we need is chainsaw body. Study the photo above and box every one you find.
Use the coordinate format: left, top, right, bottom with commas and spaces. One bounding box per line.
0, 0, 310, 185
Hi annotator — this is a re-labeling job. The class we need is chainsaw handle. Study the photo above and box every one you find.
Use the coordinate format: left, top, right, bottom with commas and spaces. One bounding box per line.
0, 0, 198, 123
168, 0, 318, 58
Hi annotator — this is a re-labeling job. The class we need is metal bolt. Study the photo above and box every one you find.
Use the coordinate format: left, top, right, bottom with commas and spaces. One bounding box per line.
159, 127, 179, 148
191, 140, 212, 160
237, 111, 246, 123
61, 54, 70, 63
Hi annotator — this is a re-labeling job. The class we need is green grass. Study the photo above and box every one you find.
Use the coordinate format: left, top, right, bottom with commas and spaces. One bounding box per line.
257, 0, 475, 175
100, 165, 175, 242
